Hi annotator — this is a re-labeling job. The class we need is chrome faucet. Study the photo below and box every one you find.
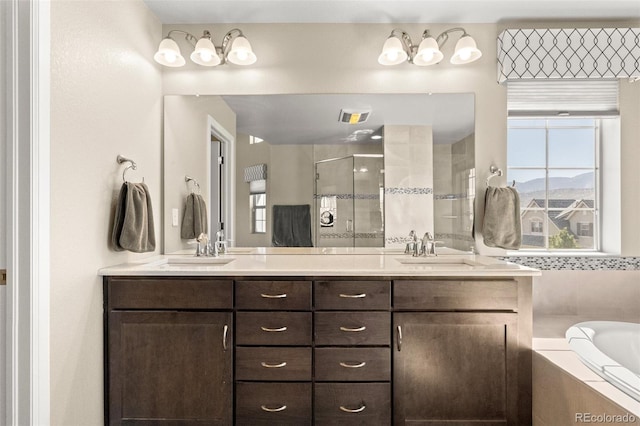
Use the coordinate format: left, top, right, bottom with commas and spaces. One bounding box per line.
214, 230, 227, 255
422, 232, 436, 256
195, 233, 220, 257
405, 230, 418, 256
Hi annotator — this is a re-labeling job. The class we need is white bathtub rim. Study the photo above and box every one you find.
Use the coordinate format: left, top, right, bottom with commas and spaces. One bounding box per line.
566, 321, 640, 403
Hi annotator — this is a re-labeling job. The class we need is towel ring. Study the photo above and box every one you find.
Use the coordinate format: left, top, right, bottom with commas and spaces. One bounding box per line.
117, 155, 144, 183
486, 166, 515, 188
185, 176, 201, 194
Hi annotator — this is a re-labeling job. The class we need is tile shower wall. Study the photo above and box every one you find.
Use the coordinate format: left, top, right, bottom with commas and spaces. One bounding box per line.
384, 125, 433, 248
433, 134, 475, 251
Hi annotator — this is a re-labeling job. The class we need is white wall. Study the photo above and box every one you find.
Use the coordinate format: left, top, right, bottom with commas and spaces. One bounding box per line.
161, 21, 640, 256
50, 1, 162, 424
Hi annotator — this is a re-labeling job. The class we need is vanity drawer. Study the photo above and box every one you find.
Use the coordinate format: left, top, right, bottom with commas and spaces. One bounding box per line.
314, 280, 391, 310
236, 280, 311, 310
394, 279, 518, 311
106, 277, 233, 310
236, 382, 312, 426
236, 347, 312, 381
314, 383, 391, 425
236, 312, 312, 346
315, 348, 390, 382
314, 312, 390, 346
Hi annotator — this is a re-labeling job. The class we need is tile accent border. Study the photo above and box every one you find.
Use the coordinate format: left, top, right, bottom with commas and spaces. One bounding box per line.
434, 193, 469, 200
314, 193, 380, 200
498, 256, 640, 270
385, 187, 433, 195
319, 232, 383, 239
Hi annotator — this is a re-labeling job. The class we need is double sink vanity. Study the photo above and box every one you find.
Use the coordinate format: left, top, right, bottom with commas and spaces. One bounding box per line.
100, 248, 539, 425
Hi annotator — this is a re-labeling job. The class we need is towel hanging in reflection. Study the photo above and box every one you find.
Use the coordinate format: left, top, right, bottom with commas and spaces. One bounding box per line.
272, 204, 313, 247
111, 182, 156, 252
181, 193, 208, 239
482, 186, 521, 250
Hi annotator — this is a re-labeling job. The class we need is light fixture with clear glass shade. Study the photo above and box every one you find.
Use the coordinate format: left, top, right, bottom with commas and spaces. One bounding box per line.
378, 27, 481, 67
154, 28, 256, 68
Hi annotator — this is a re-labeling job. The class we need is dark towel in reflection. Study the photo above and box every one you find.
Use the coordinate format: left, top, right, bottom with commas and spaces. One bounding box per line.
181, 193, 208, 239
272, 205, 313, 247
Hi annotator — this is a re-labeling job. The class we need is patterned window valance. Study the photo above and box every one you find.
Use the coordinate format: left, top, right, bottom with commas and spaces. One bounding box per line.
497, 28, 640, 83
244, 164, 267, 182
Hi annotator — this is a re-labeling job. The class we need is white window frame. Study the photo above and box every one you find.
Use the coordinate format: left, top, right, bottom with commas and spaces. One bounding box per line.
507, 117, 601, 252
250, 190, 266, 234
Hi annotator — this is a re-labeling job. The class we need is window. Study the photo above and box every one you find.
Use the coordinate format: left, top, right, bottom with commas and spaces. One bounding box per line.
250, 192, 266, 233
530, 219, 543, 234
249, 178, 267, 234
577, 222, 594, 237
508, 118, 599, 251
249, 135, 264, 144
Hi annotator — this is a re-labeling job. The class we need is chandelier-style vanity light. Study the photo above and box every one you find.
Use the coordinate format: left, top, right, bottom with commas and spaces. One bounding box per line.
378, 27, 482, 66
154, 28, 257, 67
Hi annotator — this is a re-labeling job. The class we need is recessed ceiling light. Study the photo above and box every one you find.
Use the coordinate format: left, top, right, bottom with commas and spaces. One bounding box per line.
371, 135, 382, 140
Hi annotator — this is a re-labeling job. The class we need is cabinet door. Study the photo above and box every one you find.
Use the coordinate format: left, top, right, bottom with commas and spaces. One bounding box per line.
393, 313, 518, 426
107, 311, 232, 425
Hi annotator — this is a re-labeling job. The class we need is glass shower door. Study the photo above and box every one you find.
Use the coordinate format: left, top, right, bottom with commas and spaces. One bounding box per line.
315, 157, 355, 247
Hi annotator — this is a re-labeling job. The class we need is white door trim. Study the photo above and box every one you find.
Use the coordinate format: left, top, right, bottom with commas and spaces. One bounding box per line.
208, 116, 235, 246
5, 0, 51, 424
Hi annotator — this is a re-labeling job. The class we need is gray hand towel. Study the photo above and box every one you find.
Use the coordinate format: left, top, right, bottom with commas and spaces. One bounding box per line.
112, 182, 156, 252
272, 204, 313, 247
181, 193, 208, 239
483, 186, 521, 250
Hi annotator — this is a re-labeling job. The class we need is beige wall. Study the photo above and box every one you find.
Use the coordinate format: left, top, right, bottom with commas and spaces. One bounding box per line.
161, 21, 640, 255
50, 1, 162, 425
163, 95, 236, 253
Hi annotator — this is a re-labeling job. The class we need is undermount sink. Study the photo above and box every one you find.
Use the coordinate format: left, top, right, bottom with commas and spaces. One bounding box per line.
164, 256, 235, 266
394, 256, 481, 267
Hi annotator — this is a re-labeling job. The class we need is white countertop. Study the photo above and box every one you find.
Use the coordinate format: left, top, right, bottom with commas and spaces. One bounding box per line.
98, 247, 540, 277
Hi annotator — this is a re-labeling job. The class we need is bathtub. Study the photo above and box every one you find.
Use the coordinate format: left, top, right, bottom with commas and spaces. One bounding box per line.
566, 321, 640, 402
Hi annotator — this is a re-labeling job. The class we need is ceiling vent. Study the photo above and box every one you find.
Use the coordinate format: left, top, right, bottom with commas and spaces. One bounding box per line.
339, 108, 371, 124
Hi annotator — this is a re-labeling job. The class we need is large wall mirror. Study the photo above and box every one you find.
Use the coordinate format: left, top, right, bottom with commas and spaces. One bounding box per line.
163, 93, 475, 254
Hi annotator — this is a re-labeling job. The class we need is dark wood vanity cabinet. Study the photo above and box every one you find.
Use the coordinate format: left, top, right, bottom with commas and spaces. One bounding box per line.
104, 278, 234, 425
392, 279, 530, 426
104, 276, 532, 426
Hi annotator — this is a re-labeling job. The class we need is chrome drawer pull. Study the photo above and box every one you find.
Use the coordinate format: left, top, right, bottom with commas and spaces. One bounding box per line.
339, 404, 366, 413
261, 405, 287, 412
222, 325, 229, 351
340, 326, 366, 332
339, 293, 366, 298
261, 361, 287, 368
397, 325, 402, 351
261, 326, 288, 332
260, 293, 287, 299
339, 361, 366, 368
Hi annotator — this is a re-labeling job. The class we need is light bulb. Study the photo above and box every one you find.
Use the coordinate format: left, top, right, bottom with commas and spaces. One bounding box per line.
154, 37, 185, 67
378, 36, 407, 65
459, 49, 471, 61
199, 51, 212, 62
